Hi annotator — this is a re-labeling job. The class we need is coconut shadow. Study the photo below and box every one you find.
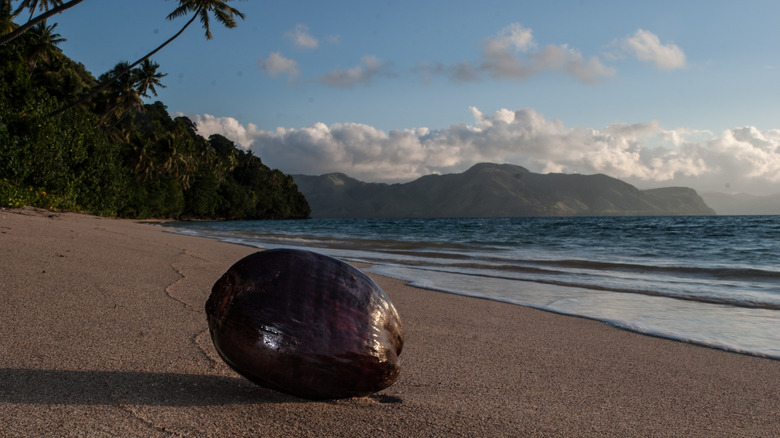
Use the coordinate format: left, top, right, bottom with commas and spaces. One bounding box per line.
0, 368, 304, 406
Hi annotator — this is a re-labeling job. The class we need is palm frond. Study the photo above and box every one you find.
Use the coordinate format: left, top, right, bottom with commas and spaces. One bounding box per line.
198, 8, 212, 39
166, 4, 191, 21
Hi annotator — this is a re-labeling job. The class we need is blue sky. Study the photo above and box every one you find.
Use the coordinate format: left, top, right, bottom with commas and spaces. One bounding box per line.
44, 0, 780, 194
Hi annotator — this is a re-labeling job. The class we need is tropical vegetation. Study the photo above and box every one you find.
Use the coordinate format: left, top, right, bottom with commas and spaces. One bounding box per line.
0, 0, 311, 219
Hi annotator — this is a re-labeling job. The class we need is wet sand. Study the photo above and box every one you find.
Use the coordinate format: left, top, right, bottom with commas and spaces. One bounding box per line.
1, 208, 778, 437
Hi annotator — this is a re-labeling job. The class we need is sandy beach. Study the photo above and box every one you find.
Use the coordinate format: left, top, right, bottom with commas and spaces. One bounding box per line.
1, 208, 778, 437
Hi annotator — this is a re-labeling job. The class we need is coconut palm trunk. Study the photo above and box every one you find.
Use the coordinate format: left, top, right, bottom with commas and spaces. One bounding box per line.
0, 0, 85, 46
48, 13, 199, 118
47, 0, 244, 119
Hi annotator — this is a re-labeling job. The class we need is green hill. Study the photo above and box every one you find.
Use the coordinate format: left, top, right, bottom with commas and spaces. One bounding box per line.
294, 163, 715, 218
0, 17, 309, 219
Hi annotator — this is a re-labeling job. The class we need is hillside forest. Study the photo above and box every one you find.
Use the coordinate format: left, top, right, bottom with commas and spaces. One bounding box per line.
0, 0, 310, 219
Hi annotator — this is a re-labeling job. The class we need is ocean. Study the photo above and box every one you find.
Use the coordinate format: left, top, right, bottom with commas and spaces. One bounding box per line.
162, 215, 780, 360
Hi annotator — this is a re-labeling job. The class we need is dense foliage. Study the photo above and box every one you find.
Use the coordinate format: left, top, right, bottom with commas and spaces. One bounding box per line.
0, 10, 310, 219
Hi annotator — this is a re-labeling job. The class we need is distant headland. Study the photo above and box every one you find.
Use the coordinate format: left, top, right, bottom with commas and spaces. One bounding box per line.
294, 163, 716, 218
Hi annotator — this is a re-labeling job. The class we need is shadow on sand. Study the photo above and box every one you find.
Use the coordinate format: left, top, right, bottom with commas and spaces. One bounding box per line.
0, 368, 301, 406
0, 368, 403, 406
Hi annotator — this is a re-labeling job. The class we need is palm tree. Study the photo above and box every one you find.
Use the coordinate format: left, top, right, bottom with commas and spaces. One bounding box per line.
13, 0, 63, 21
125, 131, 157, 182
166, 0, 245, 40
0, 0, 84, 46
135, 59, 167, 98
1, 1, 11, 33
24, 20, 65, 78
99, 60, 166, 129
97, 62, 143, 127
48, 0, 245, 118
157, 122, 199, 190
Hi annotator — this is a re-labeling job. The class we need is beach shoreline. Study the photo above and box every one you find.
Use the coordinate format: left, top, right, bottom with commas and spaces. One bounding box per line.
1, 207, 778, 436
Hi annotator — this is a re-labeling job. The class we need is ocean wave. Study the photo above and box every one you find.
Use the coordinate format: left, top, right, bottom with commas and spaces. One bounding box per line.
161, 215, 780, 359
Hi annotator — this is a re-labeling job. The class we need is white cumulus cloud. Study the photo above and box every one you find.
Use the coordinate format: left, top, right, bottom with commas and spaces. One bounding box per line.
188, 114, 259, 149
617, 29, 686, 70
188, 108, 780, 195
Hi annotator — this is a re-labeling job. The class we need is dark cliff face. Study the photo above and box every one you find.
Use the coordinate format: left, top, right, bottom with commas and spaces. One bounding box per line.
643, 187, 717, 215
293, 163, 716, 218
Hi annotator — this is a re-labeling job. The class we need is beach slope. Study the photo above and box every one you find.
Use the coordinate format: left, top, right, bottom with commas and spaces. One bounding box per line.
1, 208, 777, 436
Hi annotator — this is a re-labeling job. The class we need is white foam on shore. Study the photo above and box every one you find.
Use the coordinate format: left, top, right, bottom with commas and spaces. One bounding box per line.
368, 265, 780, 360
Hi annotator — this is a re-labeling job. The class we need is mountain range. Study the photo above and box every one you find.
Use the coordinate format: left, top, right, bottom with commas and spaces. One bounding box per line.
293, 163, 716, 218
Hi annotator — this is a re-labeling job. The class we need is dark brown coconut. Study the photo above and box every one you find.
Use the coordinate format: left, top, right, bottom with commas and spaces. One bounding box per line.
206, 249, 404, 399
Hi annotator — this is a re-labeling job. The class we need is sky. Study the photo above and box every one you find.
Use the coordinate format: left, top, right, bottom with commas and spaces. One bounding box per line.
44, 0, 780, 195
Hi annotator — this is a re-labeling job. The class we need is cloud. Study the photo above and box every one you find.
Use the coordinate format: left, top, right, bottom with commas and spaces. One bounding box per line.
530, 44, 615, 84
704, 127, 780, 182
424, 23, 615, 84
236, 122, 432, 181
188, 114, 259, 149
319, 55, 392, 88
284, 24, 318, 49
490, 22, 536, 52
189, 108, 780, 195
417, 25, 685, 86
258, 52, 299, 80
616, 29, 686, 70
413, 61, 480, 84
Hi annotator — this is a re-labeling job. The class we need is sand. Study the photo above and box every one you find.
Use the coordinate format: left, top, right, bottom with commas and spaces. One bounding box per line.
1, 207, 778, 437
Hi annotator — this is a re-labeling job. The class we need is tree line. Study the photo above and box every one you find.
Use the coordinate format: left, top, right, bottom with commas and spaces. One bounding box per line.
0, 0, 311, 219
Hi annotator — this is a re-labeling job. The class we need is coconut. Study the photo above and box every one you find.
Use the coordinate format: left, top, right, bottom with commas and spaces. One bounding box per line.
206, 249, 404, 399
